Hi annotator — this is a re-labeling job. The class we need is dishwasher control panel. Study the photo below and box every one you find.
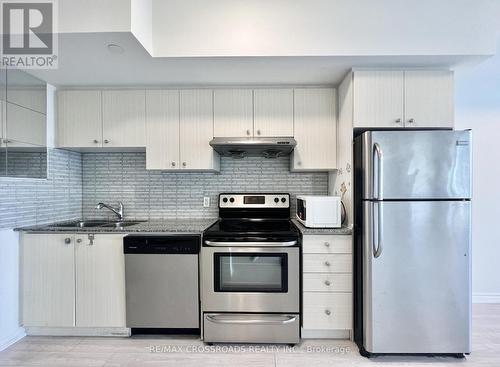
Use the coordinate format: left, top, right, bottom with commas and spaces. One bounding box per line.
124, 235, 200, 254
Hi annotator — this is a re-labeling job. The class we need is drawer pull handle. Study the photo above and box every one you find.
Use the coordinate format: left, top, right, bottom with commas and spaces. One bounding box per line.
324, 280, 331, 286
325, 309, 332, 316
324, 261, 331, 267
324, 242, 330, 247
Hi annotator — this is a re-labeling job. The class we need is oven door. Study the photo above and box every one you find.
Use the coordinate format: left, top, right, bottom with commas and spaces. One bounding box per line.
201, 245, 300, 313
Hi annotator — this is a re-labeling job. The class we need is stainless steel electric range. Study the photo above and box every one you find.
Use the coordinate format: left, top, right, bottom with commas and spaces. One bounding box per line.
201, 193, 301, 344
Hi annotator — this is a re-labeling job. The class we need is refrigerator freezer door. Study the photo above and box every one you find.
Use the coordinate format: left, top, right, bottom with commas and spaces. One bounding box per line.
359, 130, 471, 200
363, 200, 471, 354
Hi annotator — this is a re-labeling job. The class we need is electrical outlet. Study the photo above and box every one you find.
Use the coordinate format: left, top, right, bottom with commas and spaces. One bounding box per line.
203, 197, 210, 207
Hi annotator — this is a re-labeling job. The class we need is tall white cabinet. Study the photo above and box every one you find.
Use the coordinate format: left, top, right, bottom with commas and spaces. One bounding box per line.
179, 89, 219, 170
292, 88, 337, 171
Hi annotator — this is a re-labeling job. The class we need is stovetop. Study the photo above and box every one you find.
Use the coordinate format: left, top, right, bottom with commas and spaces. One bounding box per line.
203, 218, 300, 241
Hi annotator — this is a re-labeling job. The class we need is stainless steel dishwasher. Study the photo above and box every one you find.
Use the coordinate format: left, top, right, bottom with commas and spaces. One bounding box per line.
124, 235, 200, 333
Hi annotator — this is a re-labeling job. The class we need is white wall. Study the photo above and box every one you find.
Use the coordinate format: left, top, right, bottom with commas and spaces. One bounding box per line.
455, 39, 500, 303
151, 0, 497, 57
0, 230, 25, 350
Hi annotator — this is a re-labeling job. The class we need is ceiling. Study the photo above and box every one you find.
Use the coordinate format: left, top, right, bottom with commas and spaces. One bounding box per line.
27, 33, 489, 87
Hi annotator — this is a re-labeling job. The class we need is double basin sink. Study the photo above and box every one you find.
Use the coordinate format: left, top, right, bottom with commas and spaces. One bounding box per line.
49, 220, 145, 230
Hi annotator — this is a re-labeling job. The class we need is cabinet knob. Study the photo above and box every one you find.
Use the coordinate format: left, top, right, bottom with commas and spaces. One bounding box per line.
257, 130, 261, 135
325, 309, 332, 316
171, 162, 176, 167
395, 118, 401, 124
297, 161, 302, 166
324, 242, 330, 247
324, 280, 331, 286
76, 238, 82, 243
93, 139, 99, 144
408, 118, 415, 124
324, 261, 331, 267
246, 129, 251, 136
182, 162, 186, 167
104, 139, 109, 144
64, 237, 71, 244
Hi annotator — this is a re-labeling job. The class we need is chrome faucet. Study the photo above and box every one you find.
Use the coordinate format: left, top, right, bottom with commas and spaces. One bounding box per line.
96, 201, 124, 220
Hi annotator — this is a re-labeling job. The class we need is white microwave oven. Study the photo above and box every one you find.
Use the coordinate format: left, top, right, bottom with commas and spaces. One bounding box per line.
296, 196, 342, 228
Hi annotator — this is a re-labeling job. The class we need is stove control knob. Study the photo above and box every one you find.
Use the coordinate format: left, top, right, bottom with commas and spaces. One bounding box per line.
274, 197, 279, 203
229, 197, 235, 203
222, 197, 228, 203
281, 197, 286, 203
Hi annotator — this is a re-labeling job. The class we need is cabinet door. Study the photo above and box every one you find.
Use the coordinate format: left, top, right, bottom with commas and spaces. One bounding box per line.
102, 90, 146, 147
21, 233, 75, 327
213, 89, 253, 137
75, 234, 126, 327
58, 90, 102, 148
253, 89, 294, 137
292, 88, 336, 171
404, 70, 454, 128
179, 89, 219, 170
353, 71, 404, 128
146, 90, 180, 169
5, 102, 46, 146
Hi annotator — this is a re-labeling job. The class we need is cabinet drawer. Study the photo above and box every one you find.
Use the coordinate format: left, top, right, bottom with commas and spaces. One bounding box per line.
303, 235, 352, 254
303, 292, 352, 330
303, 273, 352, 292
303, 254, 351, 273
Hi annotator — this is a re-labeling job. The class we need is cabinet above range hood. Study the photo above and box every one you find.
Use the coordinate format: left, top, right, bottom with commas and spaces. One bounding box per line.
209, 137, 297, 158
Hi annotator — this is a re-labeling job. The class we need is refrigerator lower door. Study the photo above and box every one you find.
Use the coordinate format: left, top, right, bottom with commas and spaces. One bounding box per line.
363, 200, 471, 354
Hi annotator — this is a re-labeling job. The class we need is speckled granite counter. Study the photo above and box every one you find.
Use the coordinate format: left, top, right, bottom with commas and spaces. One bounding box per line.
15, 218, 218, 234
291, 219, 352, 235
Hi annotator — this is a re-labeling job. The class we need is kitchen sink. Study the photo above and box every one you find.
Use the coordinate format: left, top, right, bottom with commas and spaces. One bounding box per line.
50, 220, 110, 228
49, 220, 145, 229
100, 221, 143, 229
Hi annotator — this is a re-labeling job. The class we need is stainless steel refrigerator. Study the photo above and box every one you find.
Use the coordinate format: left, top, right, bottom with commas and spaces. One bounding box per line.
353, 130, 472, 357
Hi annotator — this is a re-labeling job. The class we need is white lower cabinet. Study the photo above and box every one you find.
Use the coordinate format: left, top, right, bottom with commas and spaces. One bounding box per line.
301, 234, 353, 339
21, 233, 126, 330
22, 233, 75, 327
75, 234, 126, 327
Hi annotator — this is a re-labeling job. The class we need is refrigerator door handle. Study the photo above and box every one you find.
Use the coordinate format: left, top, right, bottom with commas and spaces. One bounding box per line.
373, 142, 383, 200
373, 202, 383, 258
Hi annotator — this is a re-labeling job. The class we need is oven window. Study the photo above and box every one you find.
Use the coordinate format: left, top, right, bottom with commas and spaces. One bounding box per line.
214, 253, 288, 293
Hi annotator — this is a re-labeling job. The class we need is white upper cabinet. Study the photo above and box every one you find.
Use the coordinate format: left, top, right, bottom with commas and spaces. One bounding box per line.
102, 90, 146, 147
253, 89, 294, 137
352, 70, 454, 129
292, 88, 337, 171
21, 233, 75, 327
353, 70, 404, 128
214, 89, 253, 137
179, 89, 219, 171
58, 90, 103, 148
404, 70, 453, 128
75, 234, 126, 327
146, 90, 180, 170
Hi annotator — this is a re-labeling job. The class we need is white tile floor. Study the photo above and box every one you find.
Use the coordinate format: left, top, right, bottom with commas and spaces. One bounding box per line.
1, 304, 498, 367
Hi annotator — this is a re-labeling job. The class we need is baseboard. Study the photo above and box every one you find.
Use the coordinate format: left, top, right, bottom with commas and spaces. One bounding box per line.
473, 293, 500, 303
0, 327, 26, 351
301, 328, 351, 339
25, 327, 130, 337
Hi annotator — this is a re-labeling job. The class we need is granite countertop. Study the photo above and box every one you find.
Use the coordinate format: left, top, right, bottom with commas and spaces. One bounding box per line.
15, 218, 218, 234
291, 219, 352, 235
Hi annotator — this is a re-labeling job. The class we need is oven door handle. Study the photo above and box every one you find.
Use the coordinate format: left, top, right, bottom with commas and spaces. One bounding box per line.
205, 314, 297, 325
204, 240, 297, 247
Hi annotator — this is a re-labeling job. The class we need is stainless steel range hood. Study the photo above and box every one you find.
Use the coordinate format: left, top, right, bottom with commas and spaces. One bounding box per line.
209, 137, 297, 158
